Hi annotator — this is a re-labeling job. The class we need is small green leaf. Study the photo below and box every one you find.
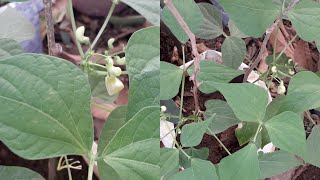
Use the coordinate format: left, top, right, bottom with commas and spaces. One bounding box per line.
221, 36, 246, 69
0, 166, 44, 180
217, 0, 280, 37
126, 26, 160, 119
303, 125, 320, 167
161, 148, 180, 178
228, 20, 249, 38
213, 83, 268, 122
188, 60, 242, 94
235, 122, 259, 146
160, 61, 183, 100
170, 159, 218, 180
259, 150, 302, 179
179, 147, 209, 168
195, 3, 224, 39
120, 0, 160, 25
288, 0, 320, 42
161, 0, 203, 43
0, 38, 23, 59
0, 7, 35, 42
218, 143, 260, 180
204, 100, 240, 134
264, 111, 306, 157
181, 116, 214, 147
0, 54, 93, 159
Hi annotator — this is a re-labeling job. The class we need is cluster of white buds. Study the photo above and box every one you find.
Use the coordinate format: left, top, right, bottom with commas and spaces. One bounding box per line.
76, 26, 90, 44
277, 80, 286, 95
104, 57, 124, 95
271, 66, 277, 73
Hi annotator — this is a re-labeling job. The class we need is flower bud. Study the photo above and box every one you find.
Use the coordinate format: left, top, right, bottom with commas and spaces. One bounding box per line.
271, 66, 277, 73
115, 56, 126, 65
161, 106, 167, 112
288, 69, 295, 75
108, 38, 115, 49
105, 76, 124, 95
76, 26, 89, 44
106, 56, 114, 66
277, 81, 286, 95
111, 66, 122, 76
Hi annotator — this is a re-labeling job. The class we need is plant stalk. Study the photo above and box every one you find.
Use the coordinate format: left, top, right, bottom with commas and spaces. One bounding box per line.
87, 153, 95, 180
179, 45, 186, 119
207, 128, 231, 155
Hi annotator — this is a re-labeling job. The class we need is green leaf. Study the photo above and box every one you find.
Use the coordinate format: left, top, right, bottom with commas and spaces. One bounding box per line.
170, 159, 218, 180
228, 20, 249, 38
161, 148, 179, 178
179, 147, 209, 168
259, 150, 302, 179
0, 54, 93, 159
204, 99, 240, 134
221, 36, 246, 69
181, 116, 213, 147
218, 143, 260, 180
188, 60, 242, 94
0, 166, 44, 180
217, 0, 280, 37
235, 122, 259, 146
303, 125, 320, 167
0, 38, 23, 60
160, 61, 183, 100
195, 3, 224, 39
0, 7, 35, 42
98, 107, 160, 180
126, 26, 160, 119
88, 75, 118, 103
213, 83, 268, 122
264, 111, 306, 157
120, 0, 160, 25
161, 0, 203, 43
288, 0, 320, 42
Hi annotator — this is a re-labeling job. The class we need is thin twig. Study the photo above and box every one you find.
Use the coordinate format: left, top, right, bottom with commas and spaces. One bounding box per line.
164, 0, 201, 112
243, 0, 300, 82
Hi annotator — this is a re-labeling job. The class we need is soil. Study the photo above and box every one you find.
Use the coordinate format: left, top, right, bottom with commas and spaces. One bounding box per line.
160, 13, 320, 179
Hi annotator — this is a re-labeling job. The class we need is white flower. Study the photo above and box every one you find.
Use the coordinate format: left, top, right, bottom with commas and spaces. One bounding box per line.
271, 66, 277, 73
160, 106, 167, 112
277, 81, 286, 95
105, 76, 124, 95
288, 69, 295, 75
75, 26, 89, 44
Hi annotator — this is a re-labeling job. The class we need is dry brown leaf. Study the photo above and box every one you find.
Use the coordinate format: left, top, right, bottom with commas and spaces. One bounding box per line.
171, 46, 179, 63
294, 39, 317, 71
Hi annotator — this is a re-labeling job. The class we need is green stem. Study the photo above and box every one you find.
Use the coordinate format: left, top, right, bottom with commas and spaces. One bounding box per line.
207, 128, 231, 155
179, 45, 186, 119
276, 34, 298, 61
88, 62, 107, 69
110, 50, 125, 57
67, 0, 84, 58
92, 102, 113, 112
64, 156, 73, 180
87, 153, 95, 180
90, 2, 117, 50
273, 25, 280, 61
253, 123, 263, 142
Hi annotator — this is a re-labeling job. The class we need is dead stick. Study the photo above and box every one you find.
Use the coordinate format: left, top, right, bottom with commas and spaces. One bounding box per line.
243, 0, 300, 82
164, 0, 201, 112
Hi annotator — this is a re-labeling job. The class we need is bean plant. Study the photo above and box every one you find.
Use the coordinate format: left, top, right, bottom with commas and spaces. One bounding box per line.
0, 0, 159, 179
160, 0, 320, 179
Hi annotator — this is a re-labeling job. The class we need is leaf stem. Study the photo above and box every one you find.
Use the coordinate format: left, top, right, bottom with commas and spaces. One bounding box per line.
179, 45, 186, 119
87, 153, 95, 180
90, 2, 117, 50
276, 34, 298, 61
253, 123, 263, 142
64, 156, 73, 180
67, 0, 84, 58
92, 101, 113, 112
207, 128, 231, 155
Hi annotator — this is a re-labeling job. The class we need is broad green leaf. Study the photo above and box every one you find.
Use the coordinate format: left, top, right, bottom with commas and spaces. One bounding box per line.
228, 20, 249, 38
217, 0, 280, 37
218, 143, 260, 180
161, 0, 203, 43
179, 147, 209, 168
264, 111, 306, 157
160, 61, 183, 100
98, 107, 160, 180
0, 38, 23, 59
120, 0, 160, 25
221, 36, 246, 69
188, 60, 243, 94
0, 166, 44, 180
288, 0, 320, 42
161, 99, 180, 123
259, 150, 302, 179
0, 7, 35, 42
195, 3, 224, 39
235, 122, 259, 146
161, 148, 179, 177
88, 75, 118, 103
126, 26, 160, 119
213, 83, 268, 122
204, 99, 240, 134
303, 125, 320, 167
170, 159, 218, 180
0, 54, 93, 159
181, 116, 213, 147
